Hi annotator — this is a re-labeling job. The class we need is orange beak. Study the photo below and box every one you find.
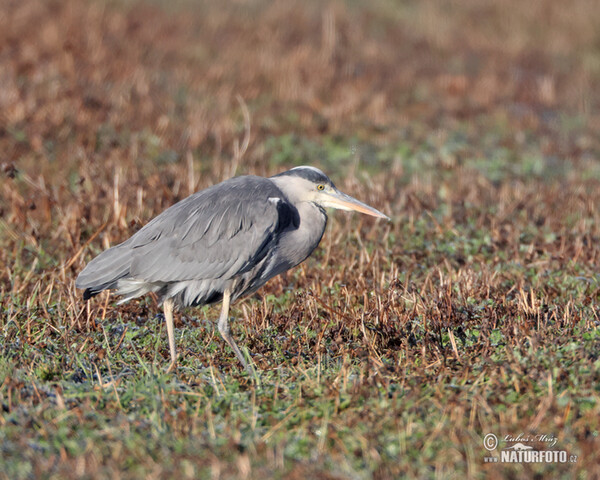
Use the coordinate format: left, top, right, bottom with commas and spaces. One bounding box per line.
322, 189, 389, 220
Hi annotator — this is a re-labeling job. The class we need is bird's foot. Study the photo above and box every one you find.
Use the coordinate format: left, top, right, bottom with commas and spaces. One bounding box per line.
166, 359, 177, 373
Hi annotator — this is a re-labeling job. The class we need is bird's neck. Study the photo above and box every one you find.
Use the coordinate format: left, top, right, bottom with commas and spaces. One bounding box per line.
270, 200, 327, 275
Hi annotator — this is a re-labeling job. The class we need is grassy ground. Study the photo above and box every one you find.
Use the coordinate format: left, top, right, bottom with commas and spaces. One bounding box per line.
1, 0, 600, 478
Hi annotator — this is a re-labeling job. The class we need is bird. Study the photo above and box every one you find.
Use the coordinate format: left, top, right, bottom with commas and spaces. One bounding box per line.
76, 166, 389, 372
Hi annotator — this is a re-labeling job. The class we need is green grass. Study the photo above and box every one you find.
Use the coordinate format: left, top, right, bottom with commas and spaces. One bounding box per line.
2, 318, 598, 478
3, 147, 599, 477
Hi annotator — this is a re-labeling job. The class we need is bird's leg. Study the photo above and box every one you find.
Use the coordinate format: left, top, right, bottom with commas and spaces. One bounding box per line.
163, 297, 177, 372
218, 289, 253, 373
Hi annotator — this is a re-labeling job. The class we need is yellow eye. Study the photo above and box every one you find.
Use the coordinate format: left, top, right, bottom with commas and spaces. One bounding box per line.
317, 184, 325, 191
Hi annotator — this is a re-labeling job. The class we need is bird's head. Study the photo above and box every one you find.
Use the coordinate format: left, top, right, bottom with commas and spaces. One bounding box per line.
271, 166, 389, 220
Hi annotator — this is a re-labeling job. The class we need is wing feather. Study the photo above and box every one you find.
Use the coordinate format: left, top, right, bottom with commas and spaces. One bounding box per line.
126, 176, 287, 283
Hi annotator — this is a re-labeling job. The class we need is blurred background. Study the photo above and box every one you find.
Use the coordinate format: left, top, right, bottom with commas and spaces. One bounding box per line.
2, 0, 599, 241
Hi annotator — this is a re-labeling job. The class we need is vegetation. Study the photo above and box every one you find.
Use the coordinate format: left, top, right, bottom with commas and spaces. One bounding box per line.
1, 0, 599, 478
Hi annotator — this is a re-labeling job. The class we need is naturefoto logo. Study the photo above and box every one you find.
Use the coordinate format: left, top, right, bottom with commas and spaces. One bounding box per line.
483, 433, 578, 464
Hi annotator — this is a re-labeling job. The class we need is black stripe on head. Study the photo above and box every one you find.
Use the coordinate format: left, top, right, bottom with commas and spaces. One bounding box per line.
272, 166, 334, 187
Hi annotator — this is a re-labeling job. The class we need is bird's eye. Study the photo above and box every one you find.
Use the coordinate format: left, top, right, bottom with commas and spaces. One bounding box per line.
317, 184, 325, 191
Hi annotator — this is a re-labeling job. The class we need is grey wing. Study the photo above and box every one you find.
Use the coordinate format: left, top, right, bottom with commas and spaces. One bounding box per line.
76, 176, 293, 302
128, 188, 283, 284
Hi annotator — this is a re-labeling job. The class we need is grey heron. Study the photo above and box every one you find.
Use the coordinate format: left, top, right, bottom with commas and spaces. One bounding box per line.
76, 166, 388, 371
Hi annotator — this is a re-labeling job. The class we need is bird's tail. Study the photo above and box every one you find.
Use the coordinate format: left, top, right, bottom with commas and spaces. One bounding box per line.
75, 245, 132, 300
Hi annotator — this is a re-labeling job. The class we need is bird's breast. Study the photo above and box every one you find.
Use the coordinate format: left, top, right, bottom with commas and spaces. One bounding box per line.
266, 202, 327, 278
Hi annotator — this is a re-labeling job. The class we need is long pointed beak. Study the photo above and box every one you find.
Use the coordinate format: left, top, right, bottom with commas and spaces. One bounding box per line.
322, 189, 390, 220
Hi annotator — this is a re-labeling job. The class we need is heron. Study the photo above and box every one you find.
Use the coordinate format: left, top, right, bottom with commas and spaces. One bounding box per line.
76, 166, 388, 371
